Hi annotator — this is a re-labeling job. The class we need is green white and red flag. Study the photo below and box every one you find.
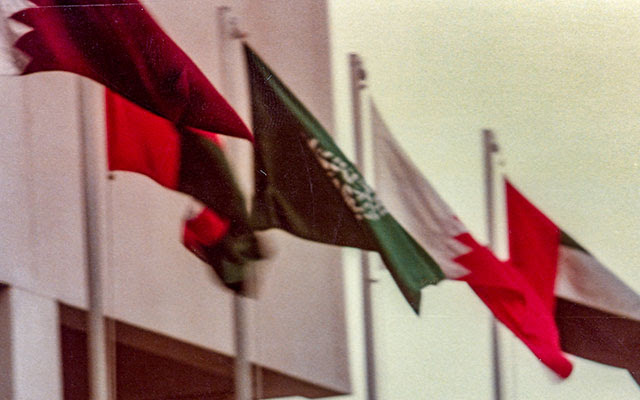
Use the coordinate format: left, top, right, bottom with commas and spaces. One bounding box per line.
506, 179, 640, 385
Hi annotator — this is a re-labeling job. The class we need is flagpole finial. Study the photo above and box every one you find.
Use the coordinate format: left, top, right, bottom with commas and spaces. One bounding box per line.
483, 129, 499, 153
229, 17, 248, 39
217, 6, 248, 40
349, 53, 367, 90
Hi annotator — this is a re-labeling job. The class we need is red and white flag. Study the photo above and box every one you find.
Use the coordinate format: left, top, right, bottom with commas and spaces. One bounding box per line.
106, 89, 261, 291
371, 103, 572, 378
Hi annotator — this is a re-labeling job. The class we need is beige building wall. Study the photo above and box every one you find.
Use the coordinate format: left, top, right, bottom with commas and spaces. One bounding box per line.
0, 0, 349, 397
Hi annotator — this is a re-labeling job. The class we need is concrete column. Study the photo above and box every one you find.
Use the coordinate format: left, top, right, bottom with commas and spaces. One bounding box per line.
0, 286, 63, 400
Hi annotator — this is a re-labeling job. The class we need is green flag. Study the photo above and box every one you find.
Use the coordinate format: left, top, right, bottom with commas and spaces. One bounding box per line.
245, 44, 444, 312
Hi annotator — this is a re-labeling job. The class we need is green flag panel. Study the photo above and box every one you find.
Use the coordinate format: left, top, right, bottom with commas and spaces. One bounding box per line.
245, 44, 444, 312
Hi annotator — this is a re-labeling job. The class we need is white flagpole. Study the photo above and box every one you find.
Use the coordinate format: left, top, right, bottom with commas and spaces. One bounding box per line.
77, 78, 111, 400
350, 53, 377, 400
483, 129, 502, 400
217, 8, 252, 400
233, 293, 251, 400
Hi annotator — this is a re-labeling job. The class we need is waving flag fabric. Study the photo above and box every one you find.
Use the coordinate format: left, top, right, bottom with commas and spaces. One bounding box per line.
371, 104, 572, 378
245, 44, 444, 313
1, 0, 252, 140
506, 179, 640, 384
106, 89, 260, 290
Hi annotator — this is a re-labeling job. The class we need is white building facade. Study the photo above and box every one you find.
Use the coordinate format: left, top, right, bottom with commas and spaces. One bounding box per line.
0, 1, 350, 399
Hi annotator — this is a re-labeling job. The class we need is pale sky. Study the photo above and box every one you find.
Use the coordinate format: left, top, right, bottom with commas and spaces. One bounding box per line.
322, 1, 640, 399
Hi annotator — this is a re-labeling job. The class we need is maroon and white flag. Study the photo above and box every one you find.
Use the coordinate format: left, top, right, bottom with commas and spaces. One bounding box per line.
0, 0, 252, 140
